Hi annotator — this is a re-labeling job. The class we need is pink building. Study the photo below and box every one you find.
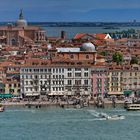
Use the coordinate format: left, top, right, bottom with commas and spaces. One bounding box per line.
91, 66, 108, 97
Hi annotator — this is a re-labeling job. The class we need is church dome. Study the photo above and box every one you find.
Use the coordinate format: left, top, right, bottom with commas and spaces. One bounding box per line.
16, 9, 27, 28
81, 42, 96, 52
16, 19, 27, 28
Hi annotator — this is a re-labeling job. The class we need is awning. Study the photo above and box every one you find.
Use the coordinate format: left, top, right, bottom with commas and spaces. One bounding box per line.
123, 90, 133, 95
108, 92, 123, 95
0, 94, 15, 98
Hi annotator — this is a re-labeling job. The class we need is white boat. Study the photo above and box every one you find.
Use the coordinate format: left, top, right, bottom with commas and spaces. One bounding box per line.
106, 115, 125, 120
126, 104, 140, 111
0, 106, 4, 112
99, 113, 125, 120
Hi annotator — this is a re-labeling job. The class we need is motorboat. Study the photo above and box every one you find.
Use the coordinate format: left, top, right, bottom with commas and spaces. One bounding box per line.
99, 113, 125, 120
0, 106, 4, 112
126, 104, 140, 111
106, 115, 125, 120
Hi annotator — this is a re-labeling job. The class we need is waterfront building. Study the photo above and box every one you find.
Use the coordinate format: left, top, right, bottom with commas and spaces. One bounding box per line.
20, 42, 103, 98
108, 66, 123, 96
20, 59, 92, 97
122, 64, 140, 97
91, 66, 108, 97
0, 10, 46, 46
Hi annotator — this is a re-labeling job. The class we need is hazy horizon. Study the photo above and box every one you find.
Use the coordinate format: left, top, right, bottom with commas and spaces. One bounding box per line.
0, 0, 140, 22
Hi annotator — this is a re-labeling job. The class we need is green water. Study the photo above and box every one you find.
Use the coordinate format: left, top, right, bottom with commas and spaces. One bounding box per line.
0, 107, 140, 140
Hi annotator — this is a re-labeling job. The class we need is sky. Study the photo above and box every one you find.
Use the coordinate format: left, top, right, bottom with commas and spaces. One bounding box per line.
0, 0, 140, 22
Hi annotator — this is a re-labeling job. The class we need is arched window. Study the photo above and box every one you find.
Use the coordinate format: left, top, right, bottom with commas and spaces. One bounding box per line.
11, 38, 17, 46
86, 55, 89, 59
70, 55, 74, 59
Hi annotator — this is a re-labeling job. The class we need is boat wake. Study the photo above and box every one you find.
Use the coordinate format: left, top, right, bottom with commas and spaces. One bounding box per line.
87, 110, 105, 117
88, 110, 125, 120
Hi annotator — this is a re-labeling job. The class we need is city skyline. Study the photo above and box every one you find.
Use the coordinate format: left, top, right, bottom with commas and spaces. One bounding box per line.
0, 0, 140, 22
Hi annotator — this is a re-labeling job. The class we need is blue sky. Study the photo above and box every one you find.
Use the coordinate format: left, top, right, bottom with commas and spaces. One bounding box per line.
0, 0, 140, 22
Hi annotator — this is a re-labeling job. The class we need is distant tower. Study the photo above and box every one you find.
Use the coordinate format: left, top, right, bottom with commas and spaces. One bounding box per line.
16, 9, 28, 28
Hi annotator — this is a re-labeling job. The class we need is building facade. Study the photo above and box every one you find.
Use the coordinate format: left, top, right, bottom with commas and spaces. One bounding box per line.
20, 66, 92, 97
0, 10, 46, 46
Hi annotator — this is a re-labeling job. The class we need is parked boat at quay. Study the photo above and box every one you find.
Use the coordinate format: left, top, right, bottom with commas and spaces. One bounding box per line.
126, 104, 140, 111
0, 105, 5, 112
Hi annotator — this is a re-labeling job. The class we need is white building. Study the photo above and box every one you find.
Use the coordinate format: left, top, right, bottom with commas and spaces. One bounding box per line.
20, 66, 92, 97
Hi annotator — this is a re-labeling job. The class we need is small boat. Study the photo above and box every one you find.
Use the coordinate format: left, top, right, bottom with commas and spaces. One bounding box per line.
106, 115, 125, 120
126, 104, 140, 111
0, 105, 4, 112
99, 113, 125, 120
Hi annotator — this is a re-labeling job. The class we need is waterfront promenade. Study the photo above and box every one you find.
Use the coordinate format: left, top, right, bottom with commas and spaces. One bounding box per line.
0, 98, 125, 108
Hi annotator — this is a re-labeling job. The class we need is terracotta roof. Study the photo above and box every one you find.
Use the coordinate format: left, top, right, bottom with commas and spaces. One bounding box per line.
94, 34, 107, 39
74, 33, 87, 39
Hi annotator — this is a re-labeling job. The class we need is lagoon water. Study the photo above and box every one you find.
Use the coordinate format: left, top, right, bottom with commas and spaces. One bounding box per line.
1, 107, 140, 140
44, 26, 140, 38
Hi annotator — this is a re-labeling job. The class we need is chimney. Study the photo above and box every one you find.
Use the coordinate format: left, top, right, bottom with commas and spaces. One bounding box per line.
61, 31, 66, 39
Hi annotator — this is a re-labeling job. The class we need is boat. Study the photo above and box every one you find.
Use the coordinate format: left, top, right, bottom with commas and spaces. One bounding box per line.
126, 104, 140, 111
99, 113, 125, 120
105, 115, 125, 120
0, 105, 4, 112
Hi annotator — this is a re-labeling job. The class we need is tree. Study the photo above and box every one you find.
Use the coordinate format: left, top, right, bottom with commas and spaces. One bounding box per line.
112, 52, 123, 65
130, 57, 138, 64
99, 50, 108, 56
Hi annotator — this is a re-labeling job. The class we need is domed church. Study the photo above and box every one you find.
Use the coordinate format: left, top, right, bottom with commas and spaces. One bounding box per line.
0, 10, 46, 46
16, 9, 28, 28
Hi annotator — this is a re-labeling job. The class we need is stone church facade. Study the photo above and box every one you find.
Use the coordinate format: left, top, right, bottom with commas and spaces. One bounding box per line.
0, 10, 46, 46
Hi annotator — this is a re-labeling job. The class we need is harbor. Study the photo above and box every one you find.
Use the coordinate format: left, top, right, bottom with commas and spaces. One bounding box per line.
0, 106, 140, 140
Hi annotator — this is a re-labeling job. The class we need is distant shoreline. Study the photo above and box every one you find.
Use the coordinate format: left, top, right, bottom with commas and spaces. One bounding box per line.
0, 22, 139, 28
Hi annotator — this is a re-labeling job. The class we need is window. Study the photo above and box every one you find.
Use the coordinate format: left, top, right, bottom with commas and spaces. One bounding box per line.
25, 87, 28, 91
68, 73, 72, 77
68, 80, 72, 85
11, 38, 17, 46
70, 55, 74, 59
68, 68, 71, 71
56, 69, 58, 73
84, 73, 88, 77
75, 80, 81, 85
25, 81, 28, 85
75, 73, 81, 77
48, 69, 51, 72
86, 55, 89, 59
30, 81, 33, 85
84, 80, 88, 85
62, 69, 64, 73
